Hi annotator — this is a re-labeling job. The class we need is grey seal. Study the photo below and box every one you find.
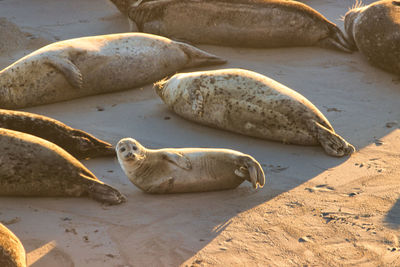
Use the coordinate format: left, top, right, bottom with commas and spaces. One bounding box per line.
344, 0, 400, 74
111, 0, 352, 52
0, 32, 225, 109
0, 223, 26, 267
155, 68, 355, 157
0, 128, 125, 204
116, 138, 265, 193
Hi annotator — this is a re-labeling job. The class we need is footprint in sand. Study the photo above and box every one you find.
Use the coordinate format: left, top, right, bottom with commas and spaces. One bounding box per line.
355, 158, 385, 173
305, 184, 335, 193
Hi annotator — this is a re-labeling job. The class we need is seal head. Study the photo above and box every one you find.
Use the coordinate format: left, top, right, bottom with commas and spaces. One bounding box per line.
344, 0, 400, 74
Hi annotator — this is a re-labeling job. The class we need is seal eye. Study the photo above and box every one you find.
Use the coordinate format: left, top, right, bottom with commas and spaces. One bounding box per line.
120, 147, 126, 153
132, 146, 137, 151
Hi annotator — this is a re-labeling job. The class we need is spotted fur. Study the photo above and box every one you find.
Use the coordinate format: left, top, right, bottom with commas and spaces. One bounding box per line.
156, 68, 355, 157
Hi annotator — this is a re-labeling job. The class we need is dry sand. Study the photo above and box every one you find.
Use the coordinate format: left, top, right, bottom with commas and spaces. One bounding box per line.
0, 0, 399, 266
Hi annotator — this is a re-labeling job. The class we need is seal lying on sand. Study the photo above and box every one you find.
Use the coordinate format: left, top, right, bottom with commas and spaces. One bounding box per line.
0, 128, 125, 204
0, 223, 26, 267
114, 0, 352, 52
344, 0, 400, 74
116, 138, 265, 193
155, 68, 355, 157
0, 33, 225, 109
0, 109, 114, 159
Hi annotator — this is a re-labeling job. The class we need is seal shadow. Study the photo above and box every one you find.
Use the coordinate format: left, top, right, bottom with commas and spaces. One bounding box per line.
384, 199, 400, 229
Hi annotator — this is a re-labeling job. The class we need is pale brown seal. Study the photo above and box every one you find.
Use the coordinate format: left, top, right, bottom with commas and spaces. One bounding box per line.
110, 0, 352, 52
116, 138, 265, 193
344, 0, 400, 74
0, 223, 26, 267
155, 68, 355, 157
0, 128, 125, 204
0, 32, 225, 109
0, 109, 114, 159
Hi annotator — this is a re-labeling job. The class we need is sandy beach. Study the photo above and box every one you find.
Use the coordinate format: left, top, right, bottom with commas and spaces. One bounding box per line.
0, 0, 400, 266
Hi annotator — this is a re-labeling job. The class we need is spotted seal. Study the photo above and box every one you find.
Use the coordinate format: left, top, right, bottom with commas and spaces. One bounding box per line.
116, 138, 265, 193
111, 0, 352, 52
0, 128, 125, 204
0, 32, 225, 109
0, 109, 114, 159
344, 0, 400, 74
155, 68, 355, 157
0, 223, 26, 267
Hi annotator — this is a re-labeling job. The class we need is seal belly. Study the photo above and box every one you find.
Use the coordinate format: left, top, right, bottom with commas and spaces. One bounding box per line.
156, 151, 244, 193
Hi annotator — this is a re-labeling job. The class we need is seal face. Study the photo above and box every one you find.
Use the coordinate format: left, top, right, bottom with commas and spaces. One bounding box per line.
0, 32, 225, 109
0, 109, 114, 159
155, 68, 355, 157
344, 0, 400, 74
0, 223, 26, 267
122, 0, 351, 52
116, 138, 265, 193
0, 128, 125, 205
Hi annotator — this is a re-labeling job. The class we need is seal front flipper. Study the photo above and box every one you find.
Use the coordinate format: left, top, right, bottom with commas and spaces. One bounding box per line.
311, 120, 355, 157
86, 177, 126, 205
44, 55, 83, 89
162, 151, 192, 170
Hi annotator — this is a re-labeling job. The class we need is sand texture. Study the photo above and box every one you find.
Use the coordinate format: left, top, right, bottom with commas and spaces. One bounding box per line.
0, 0, 400, 266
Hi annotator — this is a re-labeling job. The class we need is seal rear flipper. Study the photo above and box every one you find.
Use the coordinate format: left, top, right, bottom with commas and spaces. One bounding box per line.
312, 120, 355, 157
72, 129, 116, 158
238, 155, 265, 189
86, 178, 126, 205
177, 42, 227, 68
162, 151, 192, 170
44, 56, 83, 89
317, 25, 353, 53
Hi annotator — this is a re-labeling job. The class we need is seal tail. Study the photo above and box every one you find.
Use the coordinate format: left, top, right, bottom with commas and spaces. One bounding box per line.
177, 42, 227, 68
241, 155, 265, 189
318, 24, 354, 53
85, 178, 126, 205
311, 120, 355, 157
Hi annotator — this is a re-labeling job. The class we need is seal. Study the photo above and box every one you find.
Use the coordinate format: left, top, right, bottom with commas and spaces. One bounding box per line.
0, 109, 114, 159
0, 32, 225, 109
115, 0, 352, 52
0, 128, 125, 204
155, 68, 355, 157
344, 0, 400, 74
0, 223, 26, 267
116, 138, 265, 193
